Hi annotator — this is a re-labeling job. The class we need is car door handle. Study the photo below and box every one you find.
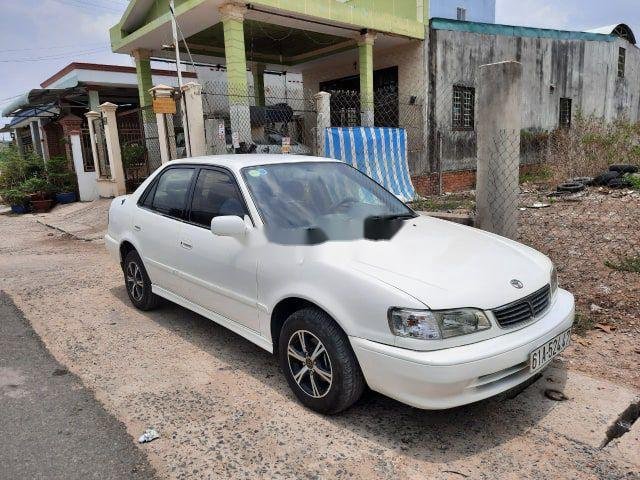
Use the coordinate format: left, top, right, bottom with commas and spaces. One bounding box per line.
180, 241, 193, 250
133, 225, 141, 231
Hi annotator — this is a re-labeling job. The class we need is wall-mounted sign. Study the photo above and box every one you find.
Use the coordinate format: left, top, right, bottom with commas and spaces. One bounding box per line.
153, 96, 177, 115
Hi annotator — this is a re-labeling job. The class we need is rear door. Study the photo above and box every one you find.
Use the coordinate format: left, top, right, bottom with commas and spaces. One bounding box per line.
132, 166, 196, 294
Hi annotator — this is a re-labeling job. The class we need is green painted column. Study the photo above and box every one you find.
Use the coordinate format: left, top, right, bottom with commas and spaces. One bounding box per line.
88, 88, 101, 112
133, 49, 153, 108
220, 3, 251, 143
358, 31, 376, 127
253, 63, 266, 107
220, 4, 249, 102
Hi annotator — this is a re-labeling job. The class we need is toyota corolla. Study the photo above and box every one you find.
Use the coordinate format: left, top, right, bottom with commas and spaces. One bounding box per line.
105, 155, 574, 414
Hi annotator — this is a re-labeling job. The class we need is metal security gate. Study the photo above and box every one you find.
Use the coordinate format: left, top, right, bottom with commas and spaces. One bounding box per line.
117, 107, 162, 193
92, 116, 110, 178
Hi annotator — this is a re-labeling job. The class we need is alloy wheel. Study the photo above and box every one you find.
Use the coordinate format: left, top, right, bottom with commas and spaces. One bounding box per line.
126, 261, 145, 302
287, 330, 333, 398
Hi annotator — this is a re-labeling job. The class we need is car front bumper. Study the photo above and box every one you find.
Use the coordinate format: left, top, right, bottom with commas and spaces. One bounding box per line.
350, 288, 575, 410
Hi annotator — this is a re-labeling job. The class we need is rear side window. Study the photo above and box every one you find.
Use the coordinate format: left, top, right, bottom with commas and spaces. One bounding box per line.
190, 169, 248, 227
147, 168, 194, 218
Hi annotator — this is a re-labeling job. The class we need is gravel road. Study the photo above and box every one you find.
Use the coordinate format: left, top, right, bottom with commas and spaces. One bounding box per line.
0, 213, 638, 479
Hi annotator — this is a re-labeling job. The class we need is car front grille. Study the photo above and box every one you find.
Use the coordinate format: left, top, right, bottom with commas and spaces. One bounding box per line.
492, 284, 551, 328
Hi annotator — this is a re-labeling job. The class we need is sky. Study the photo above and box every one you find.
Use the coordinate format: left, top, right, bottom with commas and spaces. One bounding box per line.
1, 0, 639, 137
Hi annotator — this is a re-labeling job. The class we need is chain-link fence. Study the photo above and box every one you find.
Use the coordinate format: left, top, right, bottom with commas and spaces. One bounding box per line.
201, 82, 317, 155
410, 121, 640, 336
326, 87, 425, 172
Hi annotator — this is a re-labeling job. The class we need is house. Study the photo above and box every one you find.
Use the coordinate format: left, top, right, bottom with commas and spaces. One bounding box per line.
424, 20, 640, 189
108, 1, 638, 196
1, 62, 196, 199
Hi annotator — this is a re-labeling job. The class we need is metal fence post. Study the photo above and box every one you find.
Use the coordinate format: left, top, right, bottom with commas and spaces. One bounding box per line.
314, 91, 331, 157
99, 102, 126, 196
476, 61, 522, 239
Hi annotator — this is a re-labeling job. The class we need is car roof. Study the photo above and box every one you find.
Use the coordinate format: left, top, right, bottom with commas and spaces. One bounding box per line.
166, 154, 340, 171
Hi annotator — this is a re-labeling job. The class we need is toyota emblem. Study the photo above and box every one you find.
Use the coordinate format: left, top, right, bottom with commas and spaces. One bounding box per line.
510, 279, 524, 289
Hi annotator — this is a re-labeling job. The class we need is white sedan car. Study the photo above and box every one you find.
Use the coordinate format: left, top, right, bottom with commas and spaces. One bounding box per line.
106, 155, 574, 414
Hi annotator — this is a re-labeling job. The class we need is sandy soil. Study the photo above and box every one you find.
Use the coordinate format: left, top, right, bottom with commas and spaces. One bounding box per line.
0, 213, 638, 479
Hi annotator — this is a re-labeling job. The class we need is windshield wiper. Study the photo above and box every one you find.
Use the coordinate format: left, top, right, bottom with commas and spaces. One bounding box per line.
370, 213, 417, 221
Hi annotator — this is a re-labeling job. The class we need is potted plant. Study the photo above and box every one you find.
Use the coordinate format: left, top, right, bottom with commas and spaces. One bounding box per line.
46, 156, 77, 204
20, 177, 55, 213
1, 188, 30, 214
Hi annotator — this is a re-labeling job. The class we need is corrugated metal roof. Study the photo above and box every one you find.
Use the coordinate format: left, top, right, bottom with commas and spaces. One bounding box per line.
431, 18, 617, 43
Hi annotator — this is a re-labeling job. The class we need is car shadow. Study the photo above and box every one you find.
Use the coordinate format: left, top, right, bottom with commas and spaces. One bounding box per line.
110, 285, 568, 463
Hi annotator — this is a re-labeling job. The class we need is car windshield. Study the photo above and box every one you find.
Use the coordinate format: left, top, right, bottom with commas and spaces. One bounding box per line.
241, 162, 415, 239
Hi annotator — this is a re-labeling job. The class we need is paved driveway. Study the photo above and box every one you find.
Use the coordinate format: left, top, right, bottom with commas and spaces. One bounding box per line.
0, 214, 637, 479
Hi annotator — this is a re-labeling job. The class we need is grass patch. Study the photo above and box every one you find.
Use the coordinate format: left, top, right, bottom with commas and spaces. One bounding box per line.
519, 165, 552, 184
409, 195, 474, 212
573, 312, 596, 336
605, 255, 640, 273
624, 173, 640, 190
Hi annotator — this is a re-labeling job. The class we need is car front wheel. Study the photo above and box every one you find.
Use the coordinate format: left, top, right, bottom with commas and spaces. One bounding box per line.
278, 308, 365, 414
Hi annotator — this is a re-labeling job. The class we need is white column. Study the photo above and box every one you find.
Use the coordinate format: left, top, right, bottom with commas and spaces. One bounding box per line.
69, 133, 97, 201
29, 121, 43, 158
182, 82, 206, 157
314, 91, 331, 157
99, 102, 126, 196
37, 119, 50, 161
12, 128, 25, 156
149, 84, 175, 164
476, 61, 522, 240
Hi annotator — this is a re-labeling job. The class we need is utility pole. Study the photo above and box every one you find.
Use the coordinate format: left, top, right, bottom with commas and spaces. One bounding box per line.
169, 0, 191, 157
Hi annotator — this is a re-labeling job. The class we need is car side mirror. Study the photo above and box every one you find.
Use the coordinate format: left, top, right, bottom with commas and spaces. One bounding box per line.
210, 215, 247, 238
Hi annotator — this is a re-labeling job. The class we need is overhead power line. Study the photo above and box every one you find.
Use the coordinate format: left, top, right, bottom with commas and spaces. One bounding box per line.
0, 47, 111, 63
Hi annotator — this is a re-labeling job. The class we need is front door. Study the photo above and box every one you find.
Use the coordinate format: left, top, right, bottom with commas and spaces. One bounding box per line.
174, 167, 259, 331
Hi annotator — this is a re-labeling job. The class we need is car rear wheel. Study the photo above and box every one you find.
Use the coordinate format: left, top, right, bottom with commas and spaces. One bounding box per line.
123, 250, 160, 311
278, 307, 365, 414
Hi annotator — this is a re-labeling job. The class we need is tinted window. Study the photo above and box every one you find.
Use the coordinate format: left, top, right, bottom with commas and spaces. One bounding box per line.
190, 169, 247, 227
149, 168, 194, 218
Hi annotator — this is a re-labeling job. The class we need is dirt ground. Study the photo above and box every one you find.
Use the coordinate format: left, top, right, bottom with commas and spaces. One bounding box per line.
518, 187, 640, 390
0, 212, 639, 479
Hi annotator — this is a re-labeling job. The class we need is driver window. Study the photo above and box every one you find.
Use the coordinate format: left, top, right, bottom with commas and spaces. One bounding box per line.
190, 169, 248, 227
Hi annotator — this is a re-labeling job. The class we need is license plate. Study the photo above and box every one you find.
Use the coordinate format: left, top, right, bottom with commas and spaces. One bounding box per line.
529, 329, 571, 373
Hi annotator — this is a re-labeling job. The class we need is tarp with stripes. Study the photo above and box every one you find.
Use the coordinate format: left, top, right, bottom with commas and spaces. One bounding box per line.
323, 127, 416, 202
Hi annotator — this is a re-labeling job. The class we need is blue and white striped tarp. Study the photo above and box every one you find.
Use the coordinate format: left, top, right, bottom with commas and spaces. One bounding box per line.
323, 127, 416, 202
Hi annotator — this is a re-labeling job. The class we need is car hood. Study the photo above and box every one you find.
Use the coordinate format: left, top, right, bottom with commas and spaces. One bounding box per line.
349, 215, 551, 310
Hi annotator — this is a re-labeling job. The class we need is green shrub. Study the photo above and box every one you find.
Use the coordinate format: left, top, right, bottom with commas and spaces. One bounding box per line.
1, 188, 29, 206
624, 173, 640, 190
46, 156, 77, 193
20, 177, 54, 198
122, 143, 147, 170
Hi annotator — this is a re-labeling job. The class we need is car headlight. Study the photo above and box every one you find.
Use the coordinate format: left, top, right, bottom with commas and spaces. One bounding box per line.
388, 308, 492, 340
550, 265, 558, 296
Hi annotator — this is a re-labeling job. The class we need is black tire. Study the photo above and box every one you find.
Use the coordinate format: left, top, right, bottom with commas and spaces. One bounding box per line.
123, 250, 160, 311
607, 177, 632, 189
609, 164, 639, 174
592, 171, 620, 186
278, 308, 365, 414
557, 182, 585, 193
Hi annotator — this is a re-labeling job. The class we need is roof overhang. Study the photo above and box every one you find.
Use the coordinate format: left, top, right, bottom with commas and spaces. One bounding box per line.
110, 0, 424, 60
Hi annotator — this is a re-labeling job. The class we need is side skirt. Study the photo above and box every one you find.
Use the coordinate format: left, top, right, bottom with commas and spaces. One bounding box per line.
151, 285, 274, 354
